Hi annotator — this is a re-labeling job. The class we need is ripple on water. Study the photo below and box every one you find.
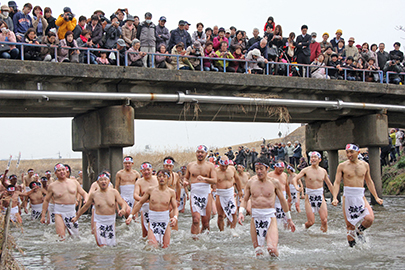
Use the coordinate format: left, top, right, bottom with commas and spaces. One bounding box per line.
11, 198, 405, 269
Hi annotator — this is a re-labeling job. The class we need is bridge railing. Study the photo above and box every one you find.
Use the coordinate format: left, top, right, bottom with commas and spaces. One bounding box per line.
0, 41, 121, 66
386, 71, 405, 84
0, 41, 391, 84
125, 51, 384, 82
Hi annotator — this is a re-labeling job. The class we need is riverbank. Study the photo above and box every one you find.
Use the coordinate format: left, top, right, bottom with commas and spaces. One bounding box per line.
382, 155, 405, 195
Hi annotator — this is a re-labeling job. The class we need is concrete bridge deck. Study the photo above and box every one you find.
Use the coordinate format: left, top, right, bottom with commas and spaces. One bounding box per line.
0, 60, 404, 126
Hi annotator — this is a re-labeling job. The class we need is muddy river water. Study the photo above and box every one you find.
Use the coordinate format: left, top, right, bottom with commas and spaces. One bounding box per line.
11, 197, 405, 269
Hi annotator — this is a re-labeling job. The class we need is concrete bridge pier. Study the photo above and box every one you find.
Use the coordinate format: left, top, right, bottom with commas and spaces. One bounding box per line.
306, 114, 388, 204
72, 105, 134, 191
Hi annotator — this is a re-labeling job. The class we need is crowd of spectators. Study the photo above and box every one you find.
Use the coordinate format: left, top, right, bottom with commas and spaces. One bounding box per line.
0, 3, 404, 83
219, 141, 303, 171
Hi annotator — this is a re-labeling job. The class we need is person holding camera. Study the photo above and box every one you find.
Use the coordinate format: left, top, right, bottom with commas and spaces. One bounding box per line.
389, 42, 404, 63
383, 55, 403, 84
103, 14, 121, 49
186, 40, 203, 70
55, 7, 76, 41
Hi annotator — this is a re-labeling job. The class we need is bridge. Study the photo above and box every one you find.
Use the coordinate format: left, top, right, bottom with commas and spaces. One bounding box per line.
1, 59, 404, 203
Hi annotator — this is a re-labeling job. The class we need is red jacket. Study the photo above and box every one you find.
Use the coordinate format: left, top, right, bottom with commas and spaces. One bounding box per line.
310, 42, 321, 62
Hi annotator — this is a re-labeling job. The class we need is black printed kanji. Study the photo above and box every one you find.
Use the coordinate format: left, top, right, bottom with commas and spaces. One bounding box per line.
224, 200, 235, 217
144, 212, 149, 223
348, 204, 365, 220
99, 224, 114, 239
276, 207, 285, 219
193, 195, 207, 210
151, 222, 167, 235
255, 219, 269, 238
51, 213, 55, 223
291, 192, 297, 200
126, 200, 133, 208
32, 210, 41, 220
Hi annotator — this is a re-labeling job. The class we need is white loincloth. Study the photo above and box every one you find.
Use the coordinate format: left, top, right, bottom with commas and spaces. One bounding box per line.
212, 190, 217, 201
141, 203, 150, 232
49, 203, 55, 224
120, 185, 135, 209
148, 210, 170, 246
343, 187, 370, 226
237, 189, 244, 207
216, 187, 237, 222
252, 208, 276, 247
306, 187, 324, 213
10, 206, 19, 222
178, 188, 186, 211
93, 213, 116, 246
289, 184, 298, 204
54, 204, 79, 238
25, 187, 31, 192
275, 191, 287, 222
190, 183, 211, 216
31, 203, 43, 220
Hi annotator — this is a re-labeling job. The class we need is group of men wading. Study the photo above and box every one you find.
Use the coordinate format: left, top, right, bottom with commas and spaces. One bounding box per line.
1, 143, 383, 256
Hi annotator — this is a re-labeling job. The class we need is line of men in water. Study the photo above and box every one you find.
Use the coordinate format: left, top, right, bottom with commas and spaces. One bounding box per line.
0, 143, 383, 256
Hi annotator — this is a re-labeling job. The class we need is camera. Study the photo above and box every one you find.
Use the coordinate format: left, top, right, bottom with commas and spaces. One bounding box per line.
120, 9, 126, 13
64, 12, 73, 21
391, 60, 397, 64
194, 48, 201, 55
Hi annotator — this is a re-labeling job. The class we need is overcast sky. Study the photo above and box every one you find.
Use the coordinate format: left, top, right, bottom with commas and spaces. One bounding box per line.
0, 0, 403, 160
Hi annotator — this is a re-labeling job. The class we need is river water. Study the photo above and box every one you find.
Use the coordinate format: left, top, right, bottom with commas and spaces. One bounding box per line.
11, 197, 405, 269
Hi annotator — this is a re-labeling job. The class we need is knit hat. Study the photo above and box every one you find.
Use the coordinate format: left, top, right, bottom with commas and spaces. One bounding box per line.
131, 39, 140, 46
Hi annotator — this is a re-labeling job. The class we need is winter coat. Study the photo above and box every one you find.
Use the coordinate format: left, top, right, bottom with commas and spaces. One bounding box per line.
104, 24, 122, 49
55, 15, 77, 41
0, 13, 13, 32
155, 24, 170, 48
32, 16, 48, 37
122, 24, 136, 48
168, 28, 192, 51
191, 31, 206, 45
136, 21, 156, 47
85, 22, 103, 46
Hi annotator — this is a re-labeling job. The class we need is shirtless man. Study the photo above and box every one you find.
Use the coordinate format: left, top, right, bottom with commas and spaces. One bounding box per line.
236, 164, 251, 215
163, 156, 181, 230
238, 157, 296, 257
268, 161, 291, 227
45, 170, 55, 184
76, 171, 83, 187
184, 145, 217, 237
215, 156, 242, 231
72, 172, 127, 247
133, 162, 158, 237
23, 168, 35, 192
292, 151, 334, 232
332, 144, 383, 247
126, 169, 178, 248
1, 185, 24, 223
286, 164, 303, 212
177, 168, 189, 214
116, 156, 141, 218
40, 163, 88, 239
24, 181, 47, 220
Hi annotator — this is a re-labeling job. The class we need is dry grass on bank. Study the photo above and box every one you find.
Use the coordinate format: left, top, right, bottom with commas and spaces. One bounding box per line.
0, 213, 24, 269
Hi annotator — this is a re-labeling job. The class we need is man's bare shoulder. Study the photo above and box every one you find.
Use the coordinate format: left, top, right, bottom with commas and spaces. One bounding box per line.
187, 161, 197, 167
116, 169, 125, 175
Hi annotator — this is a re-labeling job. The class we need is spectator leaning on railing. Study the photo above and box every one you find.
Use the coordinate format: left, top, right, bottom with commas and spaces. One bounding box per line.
0, 19, 19, 59
40, 30, 58, 61
155, 44, 171, 68
58, 30, 79, 63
